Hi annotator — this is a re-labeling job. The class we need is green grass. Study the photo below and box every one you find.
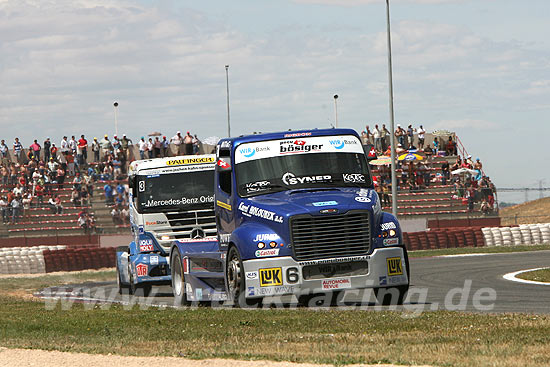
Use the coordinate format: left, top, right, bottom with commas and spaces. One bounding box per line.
0, 296, 550, 367
0, 270, 116, 297
517, 268, 550, 283
409, 244, 550, 258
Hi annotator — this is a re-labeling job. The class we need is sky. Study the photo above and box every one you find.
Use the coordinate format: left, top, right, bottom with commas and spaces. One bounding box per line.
1, 0, 549, 203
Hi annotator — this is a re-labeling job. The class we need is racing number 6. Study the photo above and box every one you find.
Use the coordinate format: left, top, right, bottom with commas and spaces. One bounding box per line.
286, 267, 299, 284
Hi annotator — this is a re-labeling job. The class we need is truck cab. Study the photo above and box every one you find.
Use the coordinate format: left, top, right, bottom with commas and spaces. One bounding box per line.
116, 155, 217, 296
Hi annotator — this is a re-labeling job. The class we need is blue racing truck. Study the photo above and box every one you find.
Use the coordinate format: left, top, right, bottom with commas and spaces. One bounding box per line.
169, 128, 409, 306
116, 155, 217, 296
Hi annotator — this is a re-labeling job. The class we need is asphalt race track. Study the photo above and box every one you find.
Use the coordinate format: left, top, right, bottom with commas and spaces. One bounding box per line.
37, 250, 550, 313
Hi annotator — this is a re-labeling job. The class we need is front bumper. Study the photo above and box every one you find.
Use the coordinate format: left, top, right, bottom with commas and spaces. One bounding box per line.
242, 247, 408, 298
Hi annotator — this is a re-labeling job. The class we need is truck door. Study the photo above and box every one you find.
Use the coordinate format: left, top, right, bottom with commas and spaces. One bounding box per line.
215, 145, 235, 250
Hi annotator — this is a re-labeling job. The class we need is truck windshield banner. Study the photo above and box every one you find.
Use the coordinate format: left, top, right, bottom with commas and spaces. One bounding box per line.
235, 135, 364, 164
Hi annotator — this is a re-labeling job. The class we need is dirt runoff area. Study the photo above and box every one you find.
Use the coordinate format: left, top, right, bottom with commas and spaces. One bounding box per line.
0, 348, 432, 367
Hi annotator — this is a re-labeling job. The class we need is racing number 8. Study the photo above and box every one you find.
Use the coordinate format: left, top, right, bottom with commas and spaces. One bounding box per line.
286, 267, 299, 283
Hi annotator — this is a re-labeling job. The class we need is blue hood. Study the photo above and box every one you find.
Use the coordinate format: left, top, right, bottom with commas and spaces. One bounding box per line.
244, 187, 379, 219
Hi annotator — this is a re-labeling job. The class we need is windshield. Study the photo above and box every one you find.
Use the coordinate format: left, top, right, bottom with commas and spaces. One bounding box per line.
235, 135, 372, 197
136, 170, 214, 213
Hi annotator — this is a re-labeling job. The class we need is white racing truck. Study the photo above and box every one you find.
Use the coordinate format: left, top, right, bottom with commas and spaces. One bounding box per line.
116, 155, 217, 296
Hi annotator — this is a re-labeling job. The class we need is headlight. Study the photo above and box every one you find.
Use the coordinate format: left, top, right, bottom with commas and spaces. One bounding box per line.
389, 229, 396, 237
161, 235, 170, 241
257, 242, 265, 249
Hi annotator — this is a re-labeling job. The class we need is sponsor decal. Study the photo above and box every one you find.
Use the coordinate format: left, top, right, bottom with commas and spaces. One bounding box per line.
177, 236, 217, 243
355, 196, 371, 203
298, 255, 369, 266
280, 139, 323, 154
243, 180, 271, 194
383, 238, 399, 246
259, 268, 283, 287
357, 189, 370, 197
246, 271, 258, 280
381, 222, 397, 230
217, 159, 231, 169
238, 145, 270, 158
247, 285, 296, 296
342, 173, 366, 183
216, 200, 232, 211
389, 275, 406, 284
321, 277, 351, 290
166, 157, 216, 166
284, 132, 312, 138
139, 239, 154, 252
138, 225, 144, 234
220, 140, 232, 149
255, 248, 280, 257
150, 256, 159, 265
282, 172, 332, 186
191, 258, 223, 272
329, 138, 358, 150
319, 208, 339, 214
195, 288, 203, 300
253, 233, 279, 242
136, 263, 148, 277
387, 257, 403, 276
219, 233, 231, 244
144, 195, 214, 208
312, 201, 338, 207
145, 220, 167, 226
379, 276, 387, 286
238, 202, 283, 223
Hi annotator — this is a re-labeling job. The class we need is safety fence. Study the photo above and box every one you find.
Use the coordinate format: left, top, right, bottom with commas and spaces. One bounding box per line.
0, 245, 115, 275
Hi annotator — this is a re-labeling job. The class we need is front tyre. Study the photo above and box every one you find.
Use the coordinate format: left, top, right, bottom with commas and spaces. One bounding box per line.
171, 250, 190, 306
374, 285, 408, 305
226, 246, 260, 308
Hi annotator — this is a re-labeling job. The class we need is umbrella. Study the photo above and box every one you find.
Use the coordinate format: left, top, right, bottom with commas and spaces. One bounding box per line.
369, 156, 392, 166
148, 131, 162, 136
398, 153, 423, 162
451, 168, 477, 176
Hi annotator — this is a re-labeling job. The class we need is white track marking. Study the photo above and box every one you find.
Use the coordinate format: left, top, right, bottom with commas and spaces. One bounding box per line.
503, 267, 550, 285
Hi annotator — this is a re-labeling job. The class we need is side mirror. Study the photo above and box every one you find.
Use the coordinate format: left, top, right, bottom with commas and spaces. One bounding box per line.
128, 176, 137, 196
363, 144, 377, 161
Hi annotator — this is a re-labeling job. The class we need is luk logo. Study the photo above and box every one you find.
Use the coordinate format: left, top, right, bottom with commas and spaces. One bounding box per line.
259, 267, 283, 287
239, 147, 255, 158
329, 139, 345, 149
386, 257, 403, 276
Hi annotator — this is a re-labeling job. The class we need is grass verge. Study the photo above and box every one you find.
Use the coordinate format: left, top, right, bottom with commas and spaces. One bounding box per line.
0, 296, 550, 367
516, 268, 550, 283
409, 244, 550, 258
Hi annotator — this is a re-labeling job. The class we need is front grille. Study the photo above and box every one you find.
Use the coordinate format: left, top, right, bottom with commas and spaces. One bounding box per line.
290, 210, 371, 261
149, 208, 217, 251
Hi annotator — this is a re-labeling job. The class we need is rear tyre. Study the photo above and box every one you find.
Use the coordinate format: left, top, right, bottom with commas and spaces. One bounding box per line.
226, 246, 261, 308
171, 250, 190, 306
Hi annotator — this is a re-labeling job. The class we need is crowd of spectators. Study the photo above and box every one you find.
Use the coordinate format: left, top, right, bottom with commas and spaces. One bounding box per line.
364, 123, 496, 214
0, 130, 201, 231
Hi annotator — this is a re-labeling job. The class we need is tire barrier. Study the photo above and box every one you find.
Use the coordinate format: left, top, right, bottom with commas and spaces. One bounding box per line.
42, 247, 116, 273
404, 227, 487, 250
0, 245, 65, 275
481, 223, 550, 247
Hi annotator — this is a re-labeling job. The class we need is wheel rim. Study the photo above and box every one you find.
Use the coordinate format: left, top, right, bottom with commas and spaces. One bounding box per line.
173, 258, 183, 296
227, 254, 242, 295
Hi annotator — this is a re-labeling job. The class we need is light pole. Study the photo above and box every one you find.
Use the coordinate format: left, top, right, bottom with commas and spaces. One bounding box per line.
385, 0, 398, 218
113, 101, 119, 137
333, 94, 339, 127
225, 65, 231, 138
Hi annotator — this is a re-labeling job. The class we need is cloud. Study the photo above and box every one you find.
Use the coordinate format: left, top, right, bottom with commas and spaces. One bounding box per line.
293, 0, 477, 5
432, 119, 498, 131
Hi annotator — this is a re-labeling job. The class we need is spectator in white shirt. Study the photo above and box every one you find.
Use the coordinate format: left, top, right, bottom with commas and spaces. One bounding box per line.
60, 136, 69, 155
373, 124, 381, 152
417, 125, 426, 149
170, 131, 183, 155
138, 137, 147, 160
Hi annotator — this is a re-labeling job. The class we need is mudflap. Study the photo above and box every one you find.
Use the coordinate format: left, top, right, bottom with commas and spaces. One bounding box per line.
174, 240, 228, 302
